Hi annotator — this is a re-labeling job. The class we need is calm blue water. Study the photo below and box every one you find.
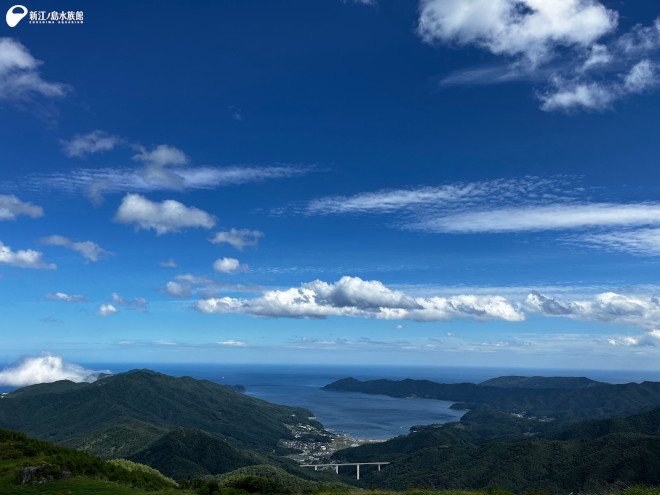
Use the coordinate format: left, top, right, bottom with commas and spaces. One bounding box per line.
3, 363, 660, 439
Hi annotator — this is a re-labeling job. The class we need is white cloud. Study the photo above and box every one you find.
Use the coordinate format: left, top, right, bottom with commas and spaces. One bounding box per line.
111, 292, 148, 313
300, 177, 576, 216
525, 291, 660, 334
61, 130, 121, 158
0, 195, 43, 220
133, 144, 189, 190
17, 165, 308, 199
0, 38, 69, 102
209, 228, 264, 250
420, 1, 660, 112
195, 275, 524, 322
40, 235, 113, 262
44, 292, 89, 303
540, 60, 657, 112
417, 0, 617, 65
160, 274, 261, 299
540, 80, 615, 112
159, 259, 178, 268
213, 257, 248, 274
114, 194, 216, 234
582, 44, 611, 69
624, 59, 657, 93
164, 281, 192, 298
96, 303, 118, 317
216, 340, 247, 346
0, 354, 109, 387
577, 228, 660, 256
413, 203, 660, 233
0, 241, 55, 269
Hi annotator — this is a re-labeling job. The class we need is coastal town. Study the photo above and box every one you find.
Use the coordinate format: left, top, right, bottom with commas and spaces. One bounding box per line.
282, 421, 383, 464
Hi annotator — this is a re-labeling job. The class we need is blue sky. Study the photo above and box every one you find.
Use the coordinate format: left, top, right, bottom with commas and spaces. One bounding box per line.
2, 0, 660, 383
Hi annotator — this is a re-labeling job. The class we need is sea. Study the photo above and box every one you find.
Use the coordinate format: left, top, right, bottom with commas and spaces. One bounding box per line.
4, 363, 660, 440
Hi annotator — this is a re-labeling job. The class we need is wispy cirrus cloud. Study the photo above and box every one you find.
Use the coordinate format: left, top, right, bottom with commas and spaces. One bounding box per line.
298, 176, 579, 216
111, 292, 148, 313
296, 177, 660, 257
11, 164, 309, 203
419, 0, 660, 111
160, 274, 262, 299
575, 228, 660, 256
412, 203, 660, 234
40, 235, 113, 263
44, 292, 89, 303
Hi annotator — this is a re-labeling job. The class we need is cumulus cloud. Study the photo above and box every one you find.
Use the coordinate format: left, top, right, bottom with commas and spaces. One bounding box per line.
213, 257, 248, 274
111, 293, 148, 313
0, 195, 43, 221
96, 303, 118, 317
0, 354, 109, 387
195, 275, 524, 322
61, 130, 121, 158
417, 0, 617, 65
159, 259, 178, 268
0, 38, 69, 103
209, 229, 264, 250
525, 291, 660, 334
40, 235, 113, 262
114, 194, 216, 234
419, 1, 660, 111
0, 241, 55, 269
540, 60, 658, 112
44, 292, 89, 303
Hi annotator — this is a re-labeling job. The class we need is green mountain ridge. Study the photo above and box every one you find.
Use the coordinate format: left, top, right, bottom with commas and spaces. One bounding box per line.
322, 377, 660, 421
128, 428, 264, 480
0, 369, 320, 460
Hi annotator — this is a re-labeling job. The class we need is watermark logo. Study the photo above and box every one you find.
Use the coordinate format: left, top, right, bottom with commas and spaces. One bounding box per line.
6, 5, 27, 27
5, 5, 84, 26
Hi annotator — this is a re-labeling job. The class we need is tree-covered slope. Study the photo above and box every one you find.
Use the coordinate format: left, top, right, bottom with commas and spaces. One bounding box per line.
128, 429, 263, 480
323, 377, 660, 420
0, 369, 321, 459
331, 407, 660, 494
478, 375, 604, 389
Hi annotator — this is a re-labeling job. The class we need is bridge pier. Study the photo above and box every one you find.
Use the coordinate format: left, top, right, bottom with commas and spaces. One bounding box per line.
301, 462, 390, 480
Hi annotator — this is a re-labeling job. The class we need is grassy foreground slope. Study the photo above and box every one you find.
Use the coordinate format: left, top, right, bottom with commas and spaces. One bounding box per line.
0, 428, 178, 494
